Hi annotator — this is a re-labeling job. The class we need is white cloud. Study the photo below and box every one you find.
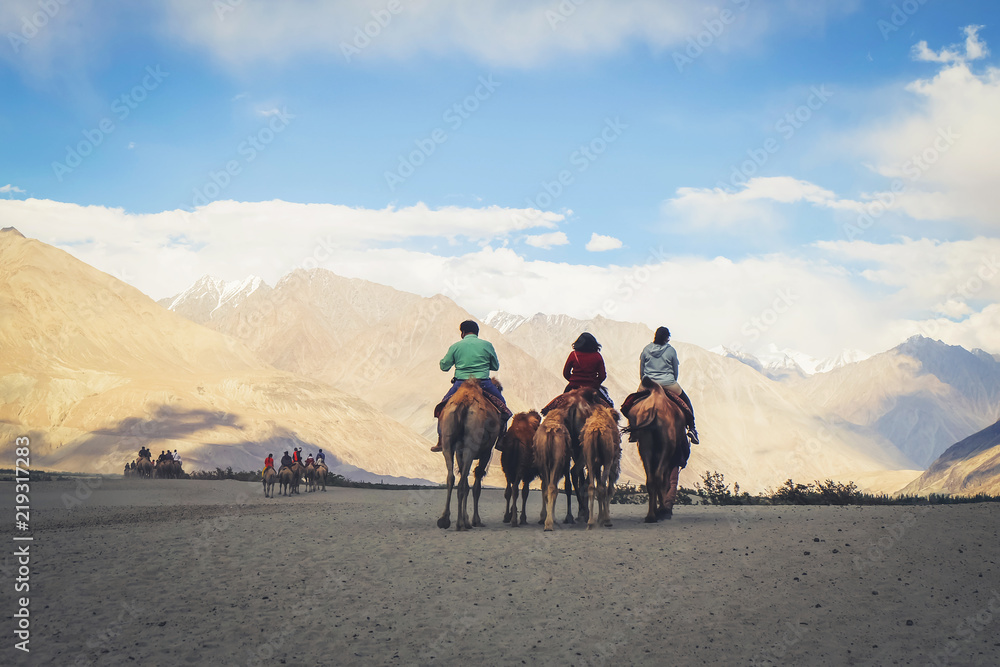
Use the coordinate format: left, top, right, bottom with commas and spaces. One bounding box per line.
524, 231, 569, 249
851, 27, 1000, 229
585, 233, 622, 252
0, 184, 26, 194
0, 198, 562, 298
913, 25, 989, 64
8, 197, 1000, 358
666, 176, 864, 230
127, 142, 135, 150
163, 0, 854, 68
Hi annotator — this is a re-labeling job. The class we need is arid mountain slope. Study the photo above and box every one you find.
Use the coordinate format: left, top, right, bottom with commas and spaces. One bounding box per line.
0, 229, 438, 482
900, 420, 1000, 496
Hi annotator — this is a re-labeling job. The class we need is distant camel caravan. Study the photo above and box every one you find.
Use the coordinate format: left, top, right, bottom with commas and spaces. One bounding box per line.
271, 460, 328, 497
123, 455, 169, 479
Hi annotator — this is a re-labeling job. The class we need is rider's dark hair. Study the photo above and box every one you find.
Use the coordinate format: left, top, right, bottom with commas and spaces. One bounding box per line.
654, 326, 670, 345
460, 320, 479, 336
572, 332, 601, 353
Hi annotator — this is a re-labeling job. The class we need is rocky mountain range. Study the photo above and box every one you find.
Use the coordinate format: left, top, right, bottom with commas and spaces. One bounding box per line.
899, 419, 1000, 496
0, 228, 439, 483
6, 226, 1000, 495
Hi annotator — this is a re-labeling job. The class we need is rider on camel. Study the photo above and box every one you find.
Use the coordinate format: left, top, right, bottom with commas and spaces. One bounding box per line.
562, 332, 614, 407
264, 453, 275, 475
305, 454, 315, 467
430, 319, 509, 452
639, 326, 699, 445
316, 449, 325, 464
279, 451, 293, 469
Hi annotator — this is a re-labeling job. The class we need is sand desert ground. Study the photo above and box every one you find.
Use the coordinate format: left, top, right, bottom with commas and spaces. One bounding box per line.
3, 478, 999, 666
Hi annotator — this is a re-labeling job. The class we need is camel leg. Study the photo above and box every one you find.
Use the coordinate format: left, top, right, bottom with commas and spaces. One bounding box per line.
538, 478, 547, 525
573, 458, 589, 524
519, 482, 530, 526
509, 472, 520, 527
503, 481, 512, 523
563, 462, 575, 524
455, 449, 473, 531
640, 440, 658, 523
587, 466, 598, 530
600, 466, 613, 527
660, 466, 680, 519
544, 474, 558, 531
437, 451, 456, 529
471, 460, 487, 527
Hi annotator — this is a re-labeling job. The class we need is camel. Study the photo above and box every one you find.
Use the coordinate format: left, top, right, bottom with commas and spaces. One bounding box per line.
624, 377, 685, 523
437, 378, 503, 531
285, 461, 303, 495
304, 463, 317, 492
534, 408, 572, 531
262, 466, 277, 497
581, 406, 622, 529
313, 462, 328, 491
501, 410, 541, 527
136, 457, 152, 479
277, 466, 295, 496
543, 387, 604, 524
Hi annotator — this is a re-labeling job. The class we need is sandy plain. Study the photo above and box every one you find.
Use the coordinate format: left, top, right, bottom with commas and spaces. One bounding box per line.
2, 478, 999, 666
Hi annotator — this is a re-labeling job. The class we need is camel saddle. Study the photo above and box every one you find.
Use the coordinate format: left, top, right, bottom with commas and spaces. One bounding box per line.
621, 389, 693, 426
540, 389, 612, 416
433, 392, 512, 421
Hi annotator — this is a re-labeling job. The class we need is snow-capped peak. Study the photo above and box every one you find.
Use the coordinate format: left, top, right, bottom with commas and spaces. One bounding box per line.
485, 310, 528, 335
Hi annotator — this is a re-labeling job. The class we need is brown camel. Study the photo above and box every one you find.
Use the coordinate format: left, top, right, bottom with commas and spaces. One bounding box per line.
262, 466, 277, 497
277, 466, 295, 496
437, 378, 503, 531
287, 461, 304, 495
582, 405, 622, 529
501, 410, 541, 527
625, 377, 685, 522
304, 463, 317, 492
136, 457, 152, 479
534, 408, 573, 531
544, 387, 603, 524
313, 462, 328, 491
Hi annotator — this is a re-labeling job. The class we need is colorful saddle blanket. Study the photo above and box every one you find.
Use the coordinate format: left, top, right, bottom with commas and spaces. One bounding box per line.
434, 393, 512, 420
540, 389, 612, 416
621, 389, 693, 425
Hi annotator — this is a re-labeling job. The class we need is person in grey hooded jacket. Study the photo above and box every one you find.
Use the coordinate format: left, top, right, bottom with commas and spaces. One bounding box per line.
639, 326, 699, 444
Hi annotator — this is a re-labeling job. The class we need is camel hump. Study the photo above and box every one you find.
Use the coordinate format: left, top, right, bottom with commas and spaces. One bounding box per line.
640, 376, 661, 392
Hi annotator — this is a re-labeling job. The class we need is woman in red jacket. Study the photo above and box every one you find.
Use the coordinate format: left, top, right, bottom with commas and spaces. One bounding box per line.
562, 332, 613, 406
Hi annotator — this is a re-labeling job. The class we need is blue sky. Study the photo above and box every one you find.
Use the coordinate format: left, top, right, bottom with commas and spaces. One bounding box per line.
2, 1, 1000, 358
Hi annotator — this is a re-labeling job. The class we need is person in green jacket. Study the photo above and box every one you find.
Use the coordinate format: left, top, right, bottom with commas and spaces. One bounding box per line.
430, 320, 509, 452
